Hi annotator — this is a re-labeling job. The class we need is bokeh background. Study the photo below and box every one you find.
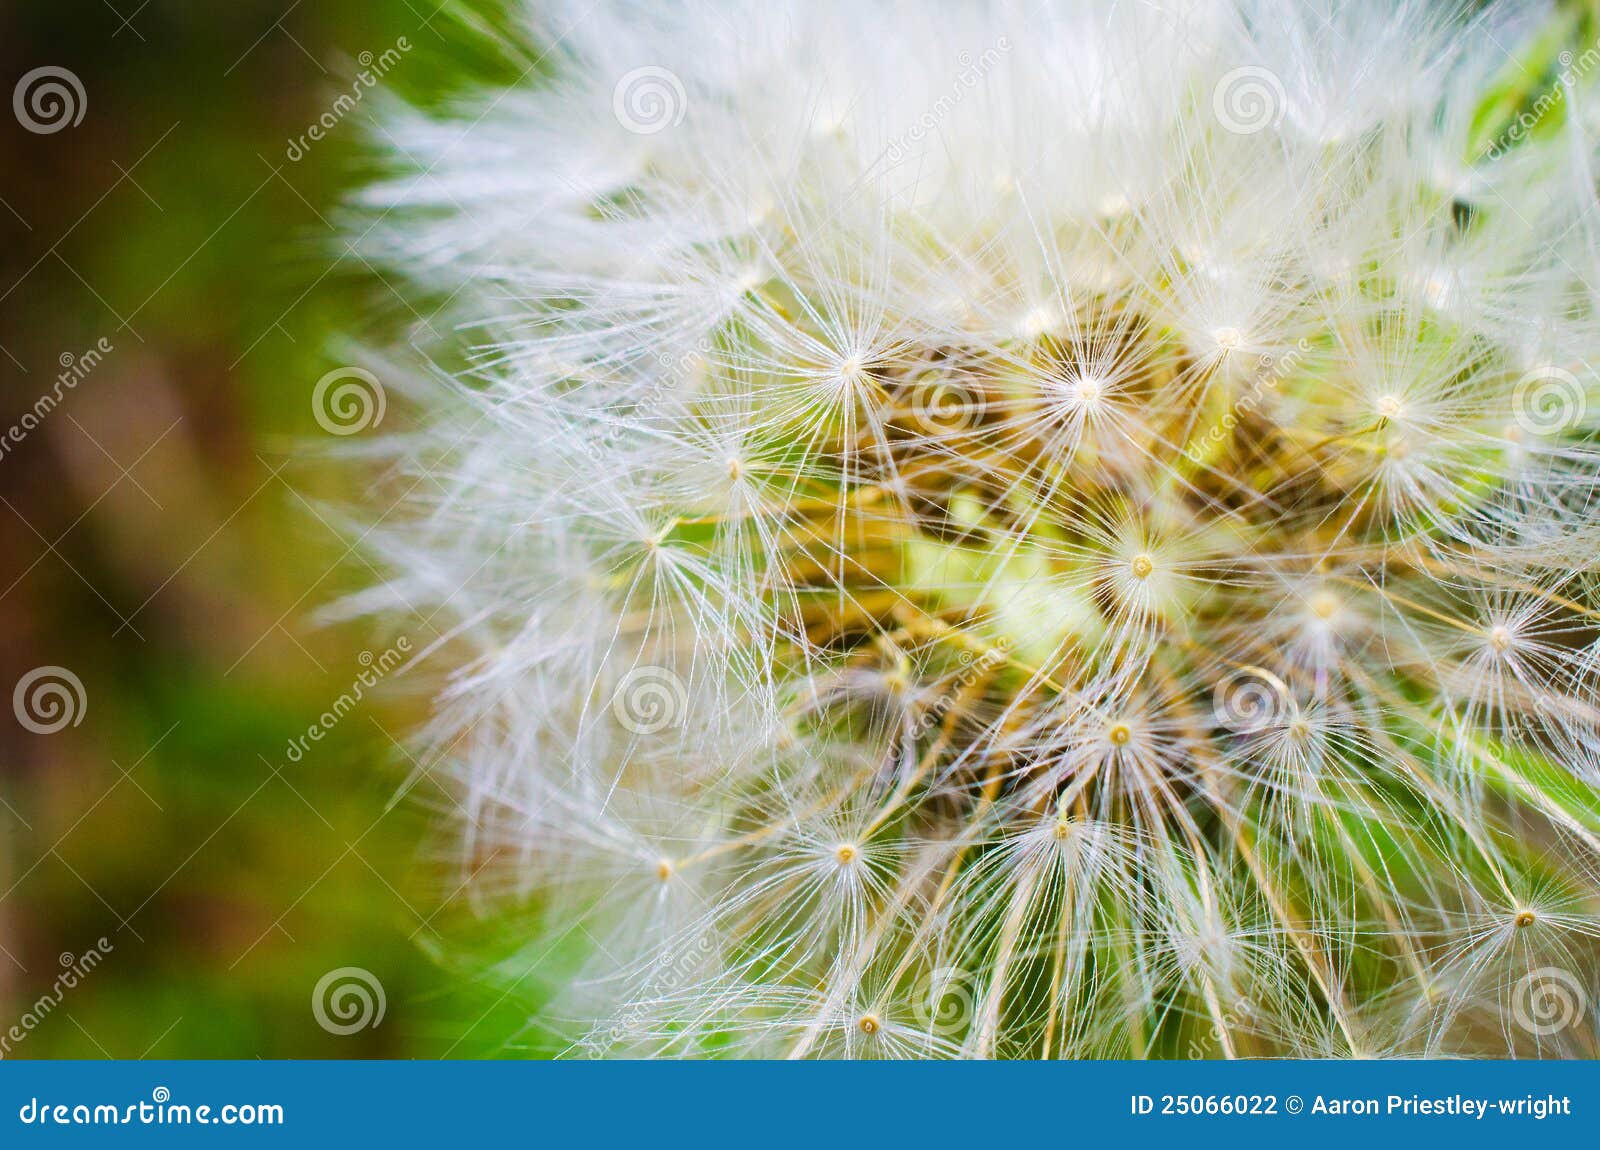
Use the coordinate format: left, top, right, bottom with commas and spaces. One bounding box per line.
0, 0, 548, 1057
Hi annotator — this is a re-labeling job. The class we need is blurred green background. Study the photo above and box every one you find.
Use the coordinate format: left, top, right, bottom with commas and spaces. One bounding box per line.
0, 0, 542, 1057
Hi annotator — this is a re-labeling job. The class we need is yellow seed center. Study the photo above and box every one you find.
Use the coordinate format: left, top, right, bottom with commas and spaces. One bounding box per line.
1514, 910, 1536, 928
1308, 590, 1340, 620
1108, 722, 1132, 746
858, 1013, 880, 1035
1130, 554, 1155, 580
834, 843, 859, 865
656, 858, 675, 882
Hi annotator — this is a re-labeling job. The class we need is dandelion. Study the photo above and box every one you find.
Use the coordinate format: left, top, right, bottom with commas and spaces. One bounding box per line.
343, 0, 1600, 1057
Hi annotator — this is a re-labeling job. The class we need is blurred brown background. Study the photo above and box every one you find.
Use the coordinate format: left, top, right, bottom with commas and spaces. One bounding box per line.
0, 0, 538, 1058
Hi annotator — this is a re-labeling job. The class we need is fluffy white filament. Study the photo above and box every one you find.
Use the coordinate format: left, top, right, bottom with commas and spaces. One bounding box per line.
344, 0, 1600, 1057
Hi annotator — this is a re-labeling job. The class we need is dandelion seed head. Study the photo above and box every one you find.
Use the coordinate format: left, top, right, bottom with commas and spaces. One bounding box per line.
1210, 326, 1244, 352
344, 0, 1600, 1059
